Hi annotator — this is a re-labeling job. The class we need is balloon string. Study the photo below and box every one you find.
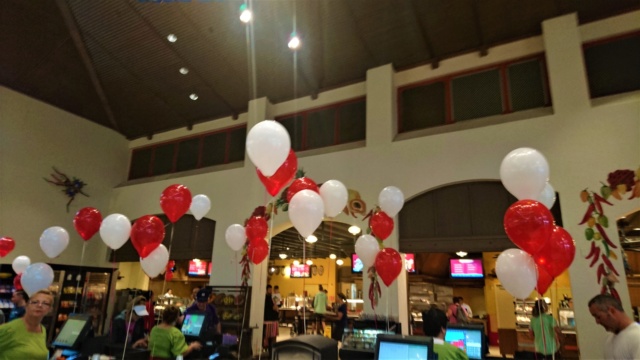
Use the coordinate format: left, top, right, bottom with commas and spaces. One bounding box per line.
73, 241, 87, 314
302, 239, 306, 334
385, 288, 389, 333
122, 307, 136, 360
160, 223, 176, 302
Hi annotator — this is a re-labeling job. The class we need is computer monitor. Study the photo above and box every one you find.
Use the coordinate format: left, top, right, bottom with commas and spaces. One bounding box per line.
52, 314, 93, 349
375, 334, 435, 360
182, 312, 207, 338
444, 323, 487, 360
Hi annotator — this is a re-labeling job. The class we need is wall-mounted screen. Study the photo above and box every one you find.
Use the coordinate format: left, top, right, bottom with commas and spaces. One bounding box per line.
290, 264, 311, 278
351, 253, 364, 273
207, 261, 212, 276
450, 258, 484, 278
188, 260, 208, 276
404, 253, 416, 273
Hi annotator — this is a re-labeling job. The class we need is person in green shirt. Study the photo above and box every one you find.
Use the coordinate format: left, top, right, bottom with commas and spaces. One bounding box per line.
529, 299, 560, 359
0, 289, 54, 360
423, 306, 469, 360
313, 285, 328, 335
149, 305, 202, 359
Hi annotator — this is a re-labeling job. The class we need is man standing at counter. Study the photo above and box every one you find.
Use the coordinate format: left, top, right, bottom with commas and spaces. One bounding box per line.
313, 285, 327, 335
588, 294, 640, 360
185, 289, 221, 335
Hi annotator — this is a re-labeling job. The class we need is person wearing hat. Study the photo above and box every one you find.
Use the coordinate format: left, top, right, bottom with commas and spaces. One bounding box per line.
184, 288, 221, 335
111, 295, 149, 348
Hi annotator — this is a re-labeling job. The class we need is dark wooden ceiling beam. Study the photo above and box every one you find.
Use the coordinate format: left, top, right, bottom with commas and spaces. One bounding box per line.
406, 1, 440, 69
341, 0, 379, 66
471, 0, 489, 57
55, 0, 121, 133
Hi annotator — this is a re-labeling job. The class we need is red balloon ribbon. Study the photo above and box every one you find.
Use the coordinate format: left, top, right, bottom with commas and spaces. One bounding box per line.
0, 237, 16, 257
257, 150, 298, 197
375, 248, 403, 287
286, 177, 319, 203
247, 238, 269, 265
73, 207, 103, 241
504, 200, 555, 255
370, 211, 394, 240
534, 226, 576, 278
131, 215, 166, 258
160, 184, 192, 223
536, 265, 554, 294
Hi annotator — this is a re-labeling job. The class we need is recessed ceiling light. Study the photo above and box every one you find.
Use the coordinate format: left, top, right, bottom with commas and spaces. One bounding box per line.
456, 251, 468, 258
179, 67, 189, 75
293, 260, 300, 266
336, 259, 344, 266
306, 260, 313, 265
189, 93, 198, 100
239, 4, 252, 23
305, 235, 317, 243
288, 32, 301, 50
348, 226, 361, 235
279, 253, 287, 259
167, 34, 177, 42
329, 254, 337, 259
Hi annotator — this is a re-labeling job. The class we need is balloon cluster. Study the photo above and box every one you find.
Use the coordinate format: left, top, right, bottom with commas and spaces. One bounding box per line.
497, 148, 575, 298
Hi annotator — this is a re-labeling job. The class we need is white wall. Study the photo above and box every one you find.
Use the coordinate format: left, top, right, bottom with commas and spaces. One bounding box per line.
0, 87, 129, 267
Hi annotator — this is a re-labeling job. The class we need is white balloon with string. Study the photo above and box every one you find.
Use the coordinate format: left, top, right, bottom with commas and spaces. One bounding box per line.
246, 120, 291, 176
12, 256, 31, 274
535, 183, 556, 209
500, 147, 549, 201
100, 214, 132, 250
355, 234, 380, 268
39, 226, 69, 258
225, 224, 246, 251
320, 180, 348, 217
140, 244, 169, 278
21, 263, 54, 296
289, 190, 325, 238
190, 194, 211, 220
379, 186, 405, 217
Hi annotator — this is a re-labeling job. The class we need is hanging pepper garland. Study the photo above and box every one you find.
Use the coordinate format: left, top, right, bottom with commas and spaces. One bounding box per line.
368, 266, 382, 310
239, 206, 272, 287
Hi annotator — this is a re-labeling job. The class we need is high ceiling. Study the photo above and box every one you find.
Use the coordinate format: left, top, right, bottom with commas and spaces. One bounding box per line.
2, 0, 639, 140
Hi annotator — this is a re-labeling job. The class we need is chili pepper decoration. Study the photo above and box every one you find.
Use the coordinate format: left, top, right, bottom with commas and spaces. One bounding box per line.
579, 203, 595, 225
595, 224, 618, 249
593, 193, 613, 206
596, 263, 606, 284
601, 254, 620, 276
586, 242, 601, 268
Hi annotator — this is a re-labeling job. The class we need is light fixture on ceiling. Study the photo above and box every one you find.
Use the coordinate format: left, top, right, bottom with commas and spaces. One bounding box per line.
189, 93, 199, 100
288, 32, 301, 50
306, 259, 313, 265
348, 225, 361, 235
269, 267, 275, 273
293, 260, 300, 266
279, 253, 287, 260
167, 34, 177, 42
305, 235, 317, 243
239, 4, 252, 23
336, 259, 344, 266
329, 254, 337, 260
179, 67, 189, 75
456, 251, 468, 258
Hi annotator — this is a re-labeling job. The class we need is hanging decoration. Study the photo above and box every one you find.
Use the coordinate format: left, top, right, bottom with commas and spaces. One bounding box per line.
44, 167, 89, 212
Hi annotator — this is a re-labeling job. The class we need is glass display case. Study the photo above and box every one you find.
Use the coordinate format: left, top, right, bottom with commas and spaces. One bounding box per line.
558, 309, 575, 329
341, 328, 394, 351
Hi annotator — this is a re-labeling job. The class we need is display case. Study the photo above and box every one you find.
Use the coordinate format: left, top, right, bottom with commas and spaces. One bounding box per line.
80, 272, 113, 335
408, 282, 436, 335
0, 266, 16, 320
205, 285, 252, 358
558, 309, 575, 330
44, 270, 66, 343
341, 328, 393, 351
514, 299, 536, 328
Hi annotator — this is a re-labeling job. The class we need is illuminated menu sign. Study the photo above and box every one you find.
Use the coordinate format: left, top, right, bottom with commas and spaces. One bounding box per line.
450, 259, 484, 278
404, 253, 415, 273
188, 260, 208, 276
290, 264, 310, 278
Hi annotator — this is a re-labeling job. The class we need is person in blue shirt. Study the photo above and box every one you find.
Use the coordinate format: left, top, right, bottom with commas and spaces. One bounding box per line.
9, 290, 28, 321
184, 289, 221, 335
332, 293, 349, 342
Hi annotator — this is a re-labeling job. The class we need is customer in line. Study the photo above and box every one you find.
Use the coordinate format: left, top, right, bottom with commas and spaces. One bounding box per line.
111, 295, 149, 348
423, 306, 469, 360
588, 294, 640, 360
149, 305, 202, 360
313, 284, 327, 335
8, 290, 28, 321
331, 293, 349, 342
263, 285, 279, 352
0, 289, 54, 360
529, 299, 561, 359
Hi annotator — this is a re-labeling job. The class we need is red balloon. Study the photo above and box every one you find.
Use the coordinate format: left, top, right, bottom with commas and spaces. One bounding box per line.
160, 184, 192, 223
0, 237, 15, 257
286, 177, 319, 203
73, 207, 103, 241
13, 273, 23, 290
247, 238, 269, 265
131, 215, 165, 258
536, 265, 554, 294
375, 248, 403, 287
370, 211, 394, 240
504, 200, 555, 255
165, 271, 173, 282
245, 216, 268, 241
258, 150, 298, 196
533, 226, 576, 278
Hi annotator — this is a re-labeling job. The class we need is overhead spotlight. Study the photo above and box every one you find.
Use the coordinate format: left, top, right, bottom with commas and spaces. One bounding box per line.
279, 253, 287, 260
288, 32, 301, 50
269, 267, 275, 273
293, 260, 300, 266
456, 251, 468, 258
189, 93, 199, 100
305, 235, 317, 243
348, 226, 361, 235
329, 254, 337, 260
179, 67, 189, 75
239, 4, 252, 23
167, 34, 177, 43
336, 259, 344, 266
306, 260, 313, 265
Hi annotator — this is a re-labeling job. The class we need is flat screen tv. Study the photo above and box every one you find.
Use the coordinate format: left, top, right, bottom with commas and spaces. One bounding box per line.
207, 261, 212, 276
182, 313, 206, 338
188, 260, 208, 276
449, 258, 484, 278
404, 253, 416, 273
444, 323, 487, 360
52, 314, 93, 349
290, 264, 311, 278
351, 253, 364, 273
375, 334, 435, 360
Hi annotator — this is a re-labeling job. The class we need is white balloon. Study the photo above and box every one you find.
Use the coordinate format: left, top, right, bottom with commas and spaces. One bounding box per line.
379, 186, 405, 217
500, 148, 549, 200
495, 249, 537, 299
355, 234, 380, 268
12, 255, 31, 274
320, 180, 348, 217
21, 263, 54, 296
39, 226, 69, 258
225, 224, 247, 251
140, 244, 169, 278
100, 214, 132, 250
246, 120, 291, 176
288, 190, 325, 238
535, 183, 557, 209
190, 194, 211, 221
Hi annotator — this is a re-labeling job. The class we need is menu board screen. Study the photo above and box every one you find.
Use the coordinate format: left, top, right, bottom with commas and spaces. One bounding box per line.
188, 260, 208, 276
290, 264, 311, 278
404, 253, 416, 273
450, 259, 484, 278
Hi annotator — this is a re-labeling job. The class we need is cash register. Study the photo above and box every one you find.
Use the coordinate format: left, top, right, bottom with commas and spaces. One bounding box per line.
49, 314, 93, 360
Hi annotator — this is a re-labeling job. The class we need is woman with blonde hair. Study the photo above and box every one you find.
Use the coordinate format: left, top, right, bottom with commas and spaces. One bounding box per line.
0, 289, 54, 360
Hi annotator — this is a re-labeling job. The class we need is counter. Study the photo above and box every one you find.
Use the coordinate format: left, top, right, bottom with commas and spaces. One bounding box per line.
514, 328, 579, 359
